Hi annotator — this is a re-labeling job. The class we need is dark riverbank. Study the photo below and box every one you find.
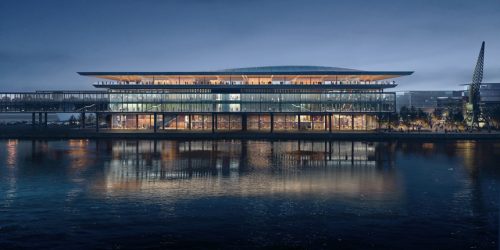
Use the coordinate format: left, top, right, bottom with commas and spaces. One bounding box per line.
1, 126, 500, 140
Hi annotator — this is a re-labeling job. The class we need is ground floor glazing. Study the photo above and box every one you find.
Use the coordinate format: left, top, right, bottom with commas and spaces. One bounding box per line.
111, 113, 379, 131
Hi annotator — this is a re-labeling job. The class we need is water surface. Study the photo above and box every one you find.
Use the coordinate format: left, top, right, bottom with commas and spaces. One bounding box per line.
0, 139, 499, 249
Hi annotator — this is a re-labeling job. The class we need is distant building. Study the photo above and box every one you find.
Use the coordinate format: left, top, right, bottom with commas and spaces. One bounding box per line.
478, 83, 500, 125
396, 91, 464, 113
480, 83, 500, 105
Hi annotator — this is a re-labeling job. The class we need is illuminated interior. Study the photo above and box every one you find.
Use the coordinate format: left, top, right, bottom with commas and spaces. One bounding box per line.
80, 66, 411, 87
111, 114, 378, 131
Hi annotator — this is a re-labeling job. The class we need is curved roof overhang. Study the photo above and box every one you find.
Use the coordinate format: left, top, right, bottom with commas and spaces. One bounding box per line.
79, 71, 413, 81
79, 65, 413, 82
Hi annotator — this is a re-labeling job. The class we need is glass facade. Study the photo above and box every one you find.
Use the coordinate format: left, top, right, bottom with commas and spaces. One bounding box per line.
103, 87, 393, 131
107, 91, 395, 113
110, 113, 378, 131
94, 77, 397, 86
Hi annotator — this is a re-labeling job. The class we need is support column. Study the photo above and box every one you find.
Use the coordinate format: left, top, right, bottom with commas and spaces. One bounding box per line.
95, 113, 99, 132
351, 115, 354, 130
211, 113, 215, 133
32, 113, 36, 127
324, 114, 327, 131
329, 114, 332, 133
44, 112, 48, 127
153, 113, 157, 133
270, 113, 274, 133
81, 112, 86, 129
298, 114, 301, 131
215, 113, 218, 131
162, 114, 165, 130
242, 113, 247, 131
38, 112, 42, 126
136, 114, 139, 129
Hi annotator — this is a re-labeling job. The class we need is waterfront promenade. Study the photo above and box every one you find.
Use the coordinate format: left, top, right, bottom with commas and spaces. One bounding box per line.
1, 126, 499, 140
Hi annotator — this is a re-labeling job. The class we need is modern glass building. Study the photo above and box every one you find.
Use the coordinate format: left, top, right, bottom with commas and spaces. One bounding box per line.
0, 66, 413, 132
396, 91, 464, 113
480, 83, 500, 104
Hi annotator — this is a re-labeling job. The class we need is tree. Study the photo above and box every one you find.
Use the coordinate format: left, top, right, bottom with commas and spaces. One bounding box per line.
409, 106, 417, 121
398, 106, 430, 129
433, 108, 443, 120
399, 106, 410, 126
379, 112, 400, 130
446, 109, 464, 129
416, 108, 428, 120
388, 112, 400, 128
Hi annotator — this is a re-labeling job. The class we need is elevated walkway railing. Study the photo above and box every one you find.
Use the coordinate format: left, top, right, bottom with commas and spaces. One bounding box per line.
0, 91, 109, 112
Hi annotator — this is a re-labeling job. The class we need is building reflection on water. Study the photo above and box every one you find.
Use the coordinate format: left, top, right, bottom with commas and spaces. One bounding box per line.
100, 140, 399, 198
2, 139, 499, 200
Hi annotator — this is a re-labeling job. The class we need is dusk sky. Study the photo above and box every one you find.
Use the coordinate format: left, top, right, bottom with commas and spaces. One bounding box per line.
1, 0, 499, 91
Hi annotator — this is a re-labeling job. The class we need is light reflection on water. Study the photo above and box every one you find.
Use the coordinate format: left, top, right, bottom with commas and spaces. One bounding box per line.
101, 141, 397, 200
0, 139, 499, 249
